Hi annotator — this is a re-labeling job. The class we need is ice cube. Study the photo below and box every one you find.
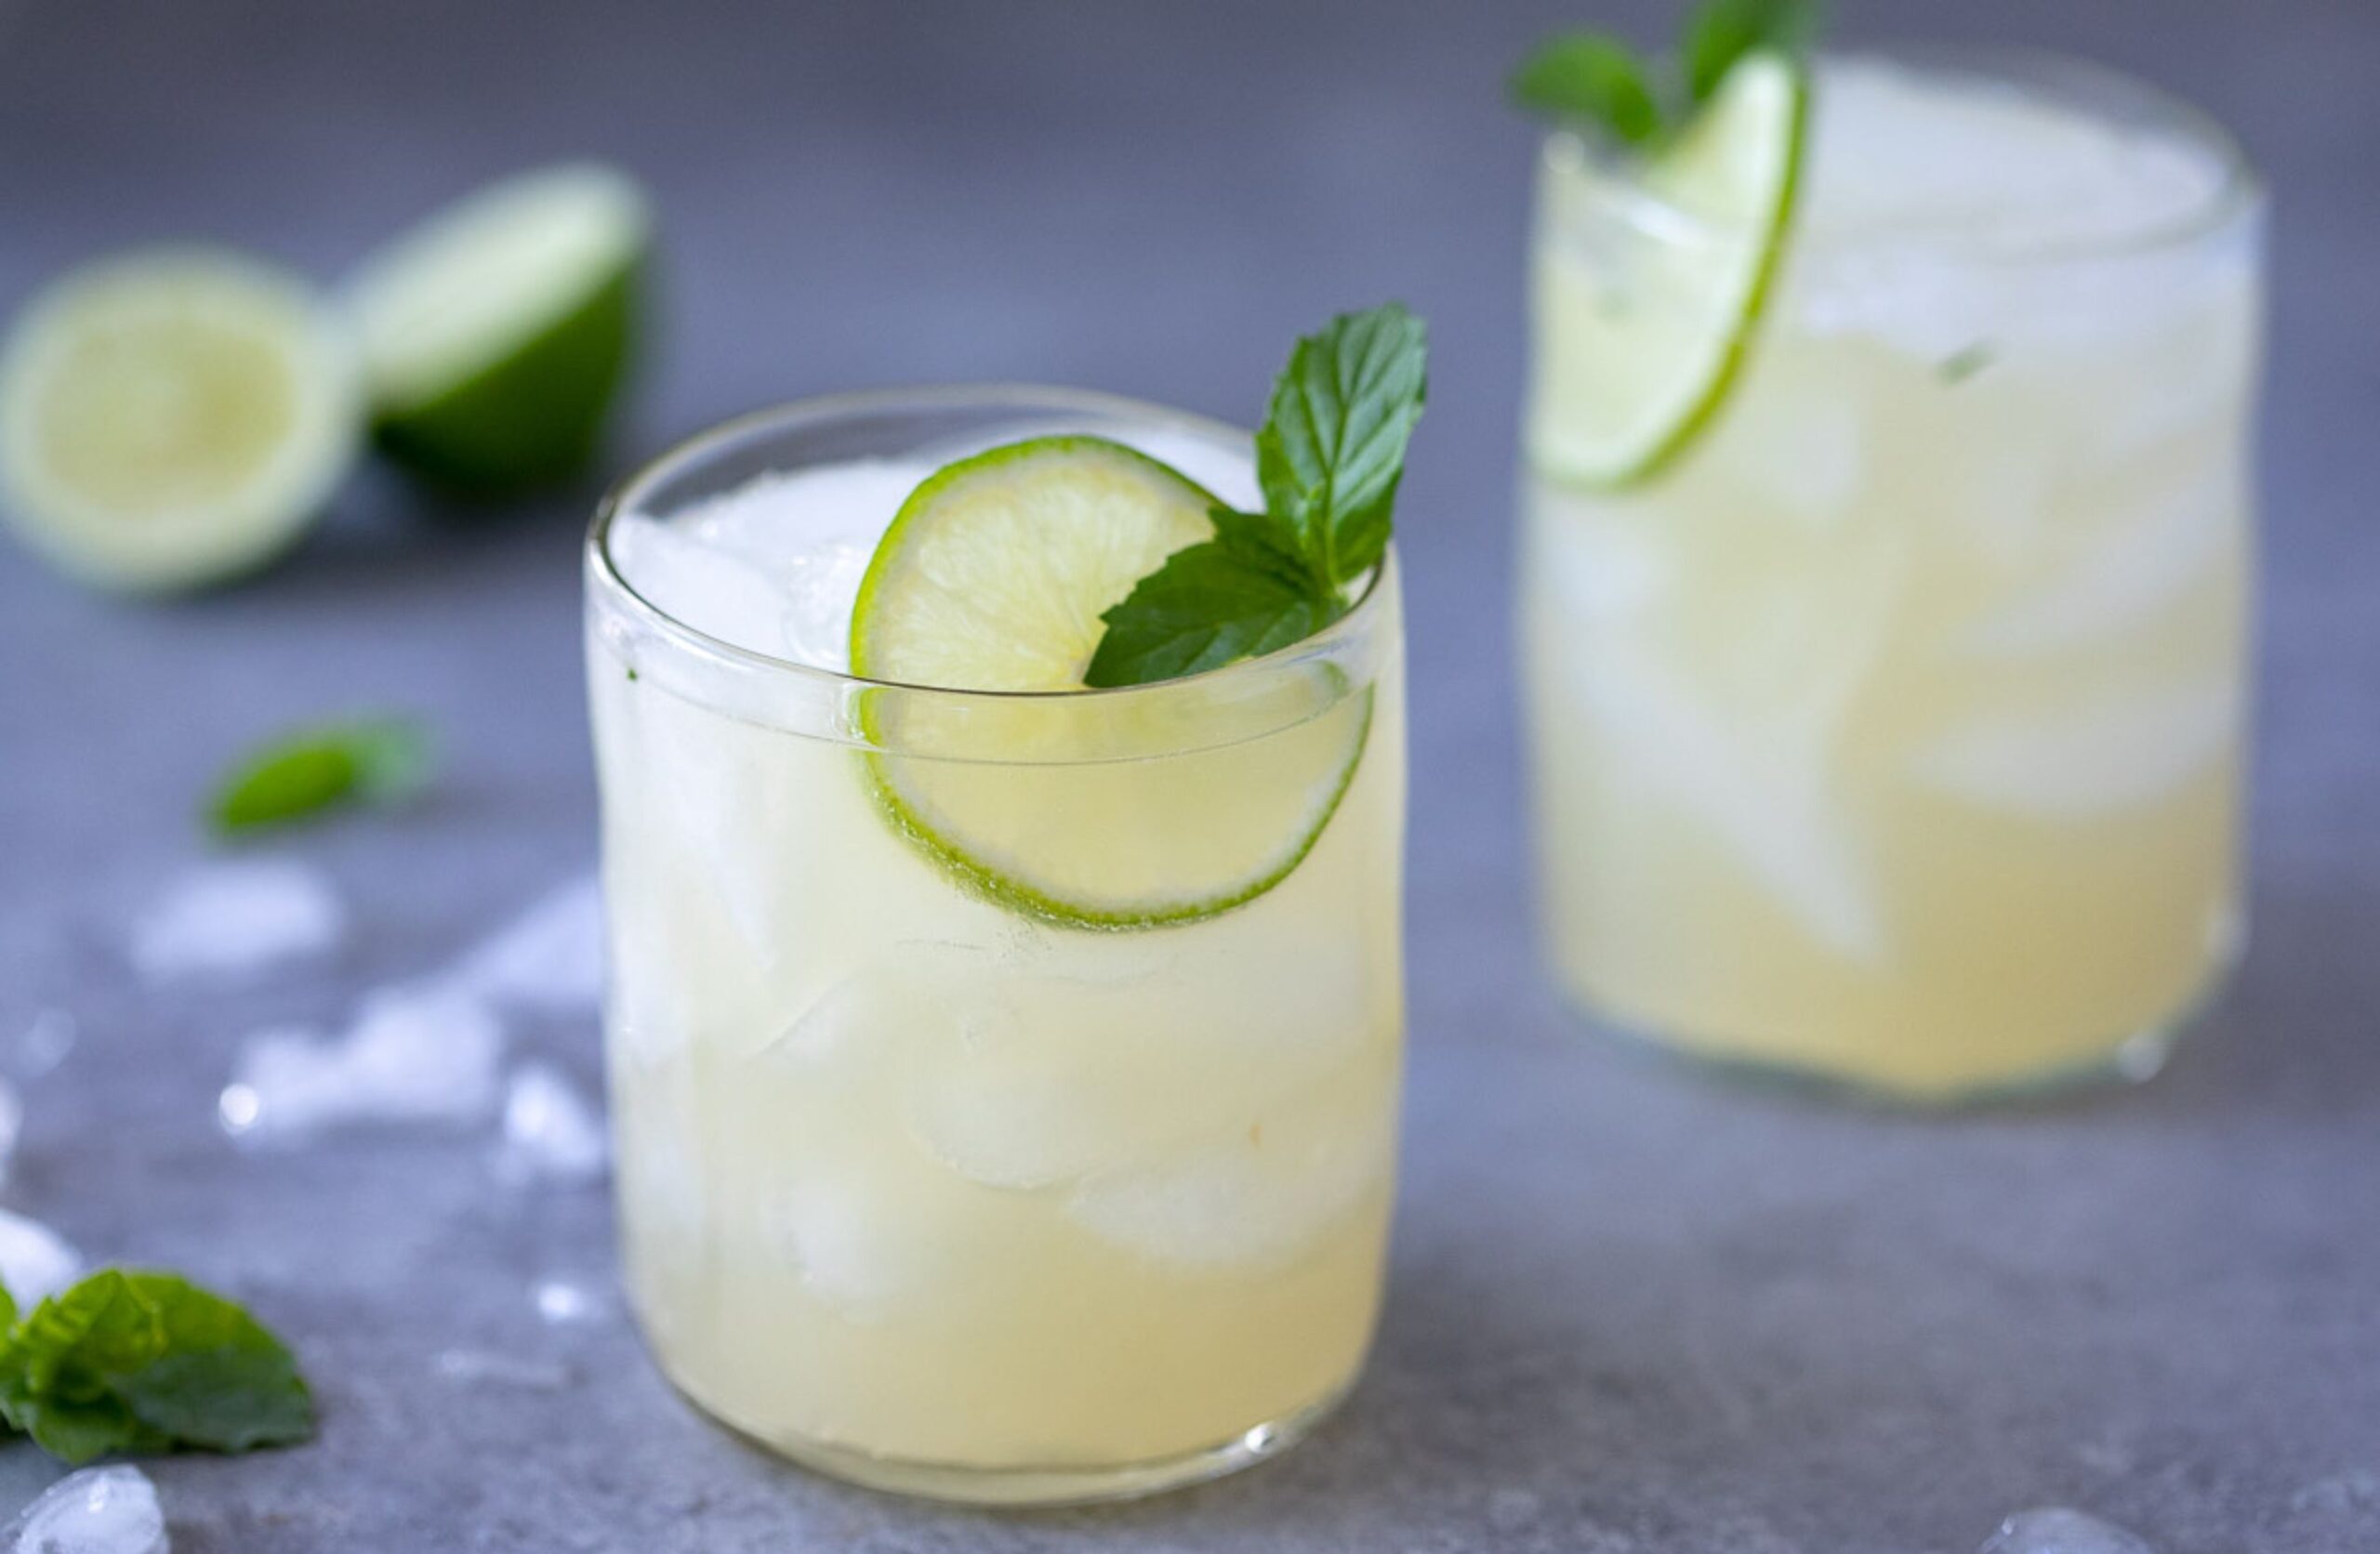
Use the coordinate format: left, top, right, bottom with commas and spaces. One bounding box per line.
1911, 682, 2234, 818
1715, 388, 1866, 527
1528, 483, 1672, 621
772, 1173, 957, 1316
1958, 482, 2232, 660
127, 859, 343, 984
605, 513, 791, 662
0, 1209, 82, 1306
454, 874, 605, 1015
219, 983, 502, 1144
1575, 640, 1884, 964
1066, 1060, 1395, 1269
902, 941, 1370, 1191
3, 1465, 165, 1554
494, 1063, 610, 1186
0, 1079, 19, 1191
1978, 1507, 2159, 1554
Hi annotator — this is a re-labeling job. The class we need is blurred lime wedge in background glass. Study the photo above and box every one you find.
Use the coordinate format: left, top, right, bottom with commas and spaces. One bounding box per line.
348, 163, 649, 497
1527, 52, 1808, 488
0, 249, 357, 592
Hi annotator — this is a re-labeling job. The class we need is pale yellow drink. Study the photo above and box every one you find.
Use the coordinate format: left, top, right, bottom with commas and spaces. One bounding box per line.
585, 392, 1405, 1502
1520, 54, 2263, 1099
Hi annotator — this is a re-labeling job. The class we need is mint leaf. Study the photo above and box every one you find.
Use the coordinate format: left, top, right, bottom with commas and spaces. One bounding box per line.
1084, 539, 1340, 688
1684, 0, 1825, 101
1257, 303, 1429, 592
1509, 33, 1665, 146
1085, 303, 1426, 688
0, 1269, 312, 1464
209, 717, 432, 837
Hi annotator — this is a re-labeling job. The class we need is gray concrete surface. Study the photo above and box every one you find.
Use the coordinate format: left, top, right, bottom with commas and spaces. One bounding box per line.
2, 0, 2377, 1548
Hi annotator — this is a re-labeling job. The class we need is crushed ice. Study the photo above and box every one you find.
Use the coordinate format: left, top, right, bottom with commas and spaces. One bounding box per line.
128, 859, 344, 984
0, 1209, 83, 1306
434, 1349, 575, 1391
1979, 1508, 2159, 1554
218, 873, 604, 1144
533, 1279, 596, 1324
452, 874, 605, 1015
1, 1464, 165, 1554
495, 1064, 609, 1186
13, 1010, 77, 1081
219, 985, 502, 1143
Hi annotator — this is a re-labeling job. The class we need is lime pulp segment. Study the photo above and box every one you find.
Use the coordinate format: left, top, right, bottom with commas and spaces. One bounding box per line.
0, 248, 358, 592
1527, 52, 1809, 489
847, 435, 1374, 927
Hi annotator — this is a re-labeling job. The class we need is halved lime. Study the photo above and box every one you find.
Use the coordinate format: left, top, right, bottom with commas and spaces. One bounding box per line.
0, 249, 358, 593
347, 163, 647, 495
849, 435, 1372, 928
1527, 52, 1808, 488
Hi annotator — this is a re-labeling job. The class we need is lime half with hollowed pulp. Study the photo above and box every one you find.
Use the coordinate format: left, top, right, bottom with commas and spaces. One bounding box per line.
1527, 51, 1808, 488
0, 249, 358, 593
848, 434, 1373, 928
347, 162, 648, 495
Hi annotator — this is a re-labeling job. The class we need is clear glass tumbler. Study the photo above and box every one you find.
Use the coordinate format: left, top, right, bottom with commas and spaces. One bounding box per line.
585, 388, 1407, 1503
1517, 50, 2266, 1101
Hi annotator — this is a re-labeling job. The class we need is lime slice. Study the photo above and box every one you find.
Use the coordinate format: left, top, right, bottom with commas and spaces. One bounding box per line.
0, 249, 358, 593
348, 163, 647, 495
849, 435, 1372, 928
1527, 52, 1808, 488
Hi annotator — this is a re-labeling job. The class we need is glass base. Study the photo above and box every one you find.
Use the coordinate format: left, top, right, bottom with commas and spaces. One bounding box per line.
659, 1361, 1353, 1508
1556, 974, 2231, 1110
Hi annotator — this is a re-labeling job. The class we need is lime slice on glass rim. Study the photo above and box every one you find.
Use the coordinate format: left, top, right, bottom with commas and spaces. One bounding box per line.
347, 163, 647, 495
1527, 51, 1809, 488
848, 434, 1374, 928
0, 249, 358, 593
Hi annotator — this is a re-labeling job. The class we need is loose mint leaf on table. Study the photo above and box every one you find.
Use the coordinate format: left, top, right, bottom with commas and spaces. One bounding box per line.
1508, 33, 1666, 146
0, 1269, 313, 1463
1085, 303, 1429, 689
208, 717, 432, 837
1684, 0, 1827, 101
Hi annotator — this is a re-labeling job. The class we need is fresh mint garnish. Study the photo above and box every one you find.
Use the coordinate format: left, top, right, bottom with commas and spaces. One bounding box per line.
1509, 35, 1663, 148
1509, 0, 1823, 145
1084, 303, 1427, 688
0, 1269, 313, 1464
209, 717, 432, 837
1684, 0, 1827, 102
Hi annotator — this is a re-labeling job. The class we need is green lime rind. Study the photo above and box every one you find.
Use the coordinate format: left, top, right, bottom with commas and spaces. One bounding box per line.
368, 256, 639, 497
849, 433, 1373, 929
1531, 52, 1810, 491
859, 690, 1373, 931
847, 432, 1224, 680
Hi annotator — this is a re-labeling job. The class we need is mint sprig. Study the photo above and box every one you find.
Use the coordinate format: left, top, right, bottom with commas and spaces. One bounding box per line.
1509, 35, 1663, 147
1684, 0, 1828, 103
209, 717, 432, 837
1508, 0, 1824, 145
0, 1269, 314, 1464
1084, 303, 1427, 688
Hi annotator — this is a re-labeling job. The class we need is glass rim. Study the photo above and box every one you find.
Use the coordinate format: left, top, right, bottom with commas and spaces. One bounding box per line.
1540, 43, 2264, 267
586, 383, 1393, 706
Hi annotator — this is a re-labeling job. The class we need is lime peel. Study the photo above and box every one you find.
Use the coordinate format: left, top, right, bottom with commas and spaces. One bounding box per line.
848, 434, 1374, 929
1527, 52, 1810, 489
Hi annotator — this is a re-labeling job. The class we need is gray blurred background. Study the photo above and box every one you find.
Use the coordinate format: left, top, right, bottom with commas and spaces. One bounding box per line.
3, 2, 2377, 1551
